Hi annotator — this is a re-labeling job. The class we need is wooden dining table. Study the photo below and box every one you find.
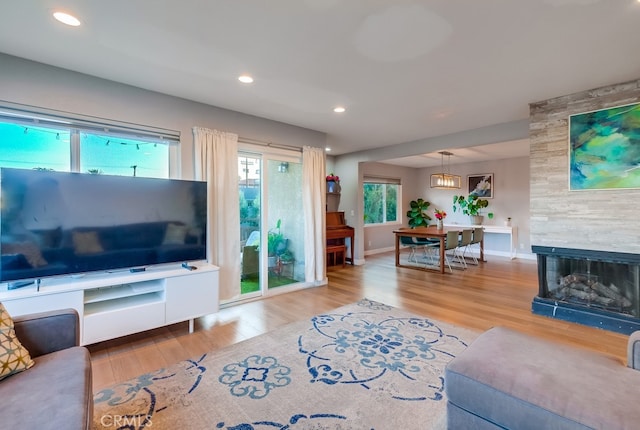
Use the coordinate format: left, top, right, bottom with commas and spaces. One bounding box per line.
392, 226, 484, 274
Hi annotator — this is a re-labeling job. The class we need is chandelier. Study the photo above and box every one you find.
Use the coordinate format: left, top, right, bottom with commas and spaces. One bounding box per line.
430, 151, 461, 189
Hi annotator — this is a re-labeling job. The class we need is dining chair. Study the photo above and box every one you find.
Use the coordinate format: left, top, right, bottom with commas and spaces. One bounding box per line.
424, 230, 460, 272
466, 227, 484, 265
399, 236, 425, 264
454, 229, 474, 269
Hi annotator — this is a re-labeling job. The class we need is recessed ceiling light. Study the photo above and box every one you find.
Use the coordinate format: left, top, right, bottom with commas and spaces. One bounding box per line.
333, 106, 346, 113
53, 11, 81, 26
238, 75, 254, 84
325, 147, 332, 152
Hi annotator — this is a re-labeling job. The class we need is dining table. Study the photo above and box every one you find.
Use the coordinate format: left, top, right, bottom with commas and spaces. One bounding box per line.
392, 226, 484, 274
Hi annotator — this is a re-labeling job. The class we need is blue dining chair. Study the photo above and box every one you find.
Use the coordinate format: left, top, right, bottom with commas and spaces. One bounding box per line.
399, 236, 425, 264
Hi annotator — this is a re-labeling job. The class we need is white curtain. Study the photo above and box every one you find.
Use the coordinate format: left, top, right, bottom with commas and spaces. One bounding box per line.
302, 146, 326, 284
193, 127, 240, 301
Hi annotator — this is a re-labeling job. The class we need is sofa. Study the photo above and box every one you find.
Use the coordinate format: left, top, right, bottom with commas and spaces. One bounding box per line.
445, 326, 640, 429
0, 308, 93, 429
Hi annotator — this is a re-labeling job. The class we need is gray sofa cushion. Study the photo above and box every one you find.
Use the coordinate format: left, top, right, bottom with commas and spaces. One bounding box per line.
0, 346, 92, 430
445, 327, 640, 430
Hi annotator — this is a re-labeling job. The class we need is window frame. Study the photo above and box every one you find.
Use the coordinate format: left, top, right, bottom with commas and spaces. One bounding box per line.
0, 103, 180, 178
363, 177, 402, 227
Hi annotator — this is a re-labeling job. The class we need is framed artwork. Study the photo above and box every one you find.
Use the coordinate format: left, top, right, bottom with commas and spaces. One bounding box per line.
569, 102, 640, 191
468, 174, 493, 198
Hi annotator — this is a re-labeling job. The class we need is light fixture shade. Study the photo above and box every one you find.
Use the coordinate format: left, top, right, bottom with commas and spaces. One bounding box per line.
430, 150, 461, 189
430, 173, 461, 189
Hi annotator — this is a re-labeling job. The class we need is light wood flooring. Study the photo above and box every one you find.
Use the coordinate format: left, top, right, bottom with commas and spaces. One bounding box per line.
88, 251, 630, 393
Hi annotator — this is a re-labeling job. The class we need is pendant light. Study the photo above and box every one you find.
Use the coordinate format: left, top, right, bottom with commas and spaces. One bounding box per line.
430, 151, 461, 189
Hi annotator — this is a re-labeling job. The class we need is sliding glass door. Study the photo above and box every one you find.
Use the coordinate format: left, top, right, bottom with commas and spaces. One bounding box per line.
265, 159, 303, 290
239, 154, 262, 297
239, 151, 305, 299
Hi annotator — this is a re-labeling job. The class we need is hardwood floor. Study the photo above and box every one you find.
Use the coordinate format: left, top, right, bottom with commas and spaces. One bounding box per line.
88, 252, 630, 392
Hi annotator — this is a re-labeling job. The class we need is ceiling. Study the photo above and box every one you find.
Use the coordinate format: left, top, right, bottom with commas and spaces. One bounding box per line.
382, 139, 531, 168
0, 1, 639, 167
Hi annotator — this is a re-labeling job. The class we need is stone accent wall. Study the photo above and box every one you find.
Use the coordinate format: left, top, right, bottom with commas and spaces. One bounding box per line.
529, 79, 640, 254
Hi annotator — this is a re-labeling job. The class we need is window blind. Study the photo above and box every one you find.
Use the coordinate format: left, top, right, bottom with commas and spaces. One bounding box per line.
363, 175, 401, 185
0, 102, 180, 144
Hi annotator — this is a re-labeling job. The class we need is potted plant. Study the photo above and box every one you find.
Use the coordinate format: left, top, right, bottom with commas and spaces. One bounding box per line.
267, 219, 288, 266
453, 195, 493, 225
406, 198, 432, 228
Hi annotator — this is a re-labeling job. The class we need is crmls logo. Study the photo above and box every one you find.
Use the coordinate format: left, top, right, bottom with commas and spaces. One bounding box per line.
100, 414, 152, 427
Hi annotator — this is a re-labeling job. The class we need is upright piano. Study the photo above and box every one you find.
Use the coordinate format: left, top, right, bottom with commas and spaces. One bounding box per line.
326, 211, 354, 265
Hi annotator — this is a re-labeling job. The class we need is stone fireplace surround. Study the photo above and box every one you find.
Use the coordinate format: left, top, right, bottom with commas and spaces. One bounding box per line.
529, 78, 640, 332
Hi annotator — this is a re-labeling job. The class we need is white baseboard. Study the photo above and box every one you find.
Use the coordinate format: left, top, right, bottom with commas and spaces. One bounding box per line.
364, 246, 396, 256
364, 247, 536, 261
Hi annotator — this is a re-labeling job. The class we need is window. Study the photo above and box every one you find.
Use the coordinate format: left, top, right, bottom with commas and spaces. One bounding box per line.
363, 177, 401, 225
0, 105, 177, 178
80, 132, 169, 178
0, 123, 70, 171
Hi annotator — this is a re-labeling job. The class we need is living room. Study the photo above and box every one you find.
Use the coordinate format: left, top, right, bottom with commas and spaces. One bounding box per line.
1, 2, 640, 429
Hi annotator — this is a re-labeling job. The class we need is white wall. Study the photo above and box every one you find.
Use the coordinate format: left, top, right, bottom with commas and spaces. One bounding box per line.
0, 54, 327, 180
418, 156, 531, 256
361, 162, 422, 252
361, 157, 531, 258
334, 121, 530, 263
0, 53, 535, 262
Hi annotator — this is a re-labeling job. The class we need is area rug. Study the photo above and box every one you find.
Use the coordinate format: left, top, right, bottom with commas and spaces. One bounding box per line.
93, 298, 477, 429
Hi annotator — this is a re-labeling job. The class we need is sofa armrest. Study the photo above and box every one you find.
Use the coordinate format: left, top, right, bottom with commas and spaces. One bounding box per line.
627, 330, 640, 370
13, 308, 80, 358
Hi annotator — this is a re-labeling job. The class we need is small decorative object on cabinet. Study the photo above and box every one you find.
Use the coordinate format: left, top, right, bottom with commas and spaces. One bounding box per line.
326, 172, 341, 211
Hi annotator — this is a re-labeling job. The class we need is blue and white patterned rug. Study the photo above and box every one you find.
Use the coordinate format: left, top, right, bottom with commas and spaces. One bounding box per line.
93, 299, 477, 429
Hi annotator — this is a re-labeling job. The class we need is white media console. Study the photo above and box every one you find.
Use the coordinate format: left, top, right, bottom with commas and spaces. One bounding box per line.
0, 262, 219, 345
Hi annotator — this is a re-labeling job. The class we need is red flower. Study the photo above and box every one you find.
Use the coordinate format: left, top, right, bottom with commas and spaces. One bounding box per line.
434, 209, 447, 220
326, 173, 340, 181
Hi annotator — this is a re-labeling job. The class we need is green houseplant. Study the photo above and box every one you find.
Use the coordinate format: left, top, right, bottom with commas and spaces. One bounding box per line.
453, 195, 493, 225
406, 198, 432, 228
267, 219, 287, 257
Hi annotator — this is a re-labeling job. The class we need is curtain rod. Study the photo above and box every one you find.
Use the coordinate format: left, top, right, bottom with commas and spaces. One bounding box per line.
238, 136, 302, 153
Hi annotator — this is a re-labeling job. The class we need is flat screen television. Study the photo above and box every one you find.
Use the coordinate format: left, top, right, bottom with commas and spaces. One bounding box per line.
0, 168, 207, 284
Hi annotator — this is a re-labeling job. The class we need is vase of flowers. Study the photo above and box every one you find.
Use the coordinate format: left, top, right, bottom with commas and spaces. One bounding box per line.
434, 209, 446, 229
326, 173, 341, 193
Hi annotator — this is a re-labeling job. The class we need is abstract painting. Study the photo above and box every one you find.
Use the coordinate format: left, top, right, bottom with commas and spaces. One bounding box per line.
468, 174, 493, 198
569, 102, 640, 190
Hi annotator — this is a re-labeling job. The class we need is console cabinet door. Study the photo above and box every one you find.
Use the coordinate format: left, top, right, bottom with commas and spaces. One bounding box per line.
165, 270, 219, 324
1, 291, 83, 318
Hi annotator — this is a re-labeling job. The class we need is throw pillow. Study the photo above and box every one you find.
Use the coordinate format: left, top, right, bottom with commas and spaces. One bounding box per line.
162, 223, 188, 245
72, 231, 104, 255
0, 302, 35, 381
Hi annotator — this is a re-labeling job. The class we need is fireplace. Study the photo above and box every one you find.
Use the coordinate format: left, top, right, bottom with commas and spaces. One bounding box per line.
532, 246, 640, 334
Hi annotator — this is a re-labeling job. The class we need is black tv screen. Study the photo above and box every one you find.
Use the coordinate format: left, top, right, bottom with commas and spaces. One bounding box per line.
0, 168, 207, 283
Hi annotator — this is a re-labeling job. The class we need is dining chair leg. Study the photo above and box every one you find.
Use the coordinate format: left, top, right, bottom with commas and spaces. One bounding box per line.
464, 244, 479, 265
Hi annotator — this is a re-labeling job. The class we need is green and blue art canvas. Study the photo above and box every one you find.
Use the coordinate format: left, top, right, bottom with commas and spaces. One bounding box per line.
569, 102, 640, 190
